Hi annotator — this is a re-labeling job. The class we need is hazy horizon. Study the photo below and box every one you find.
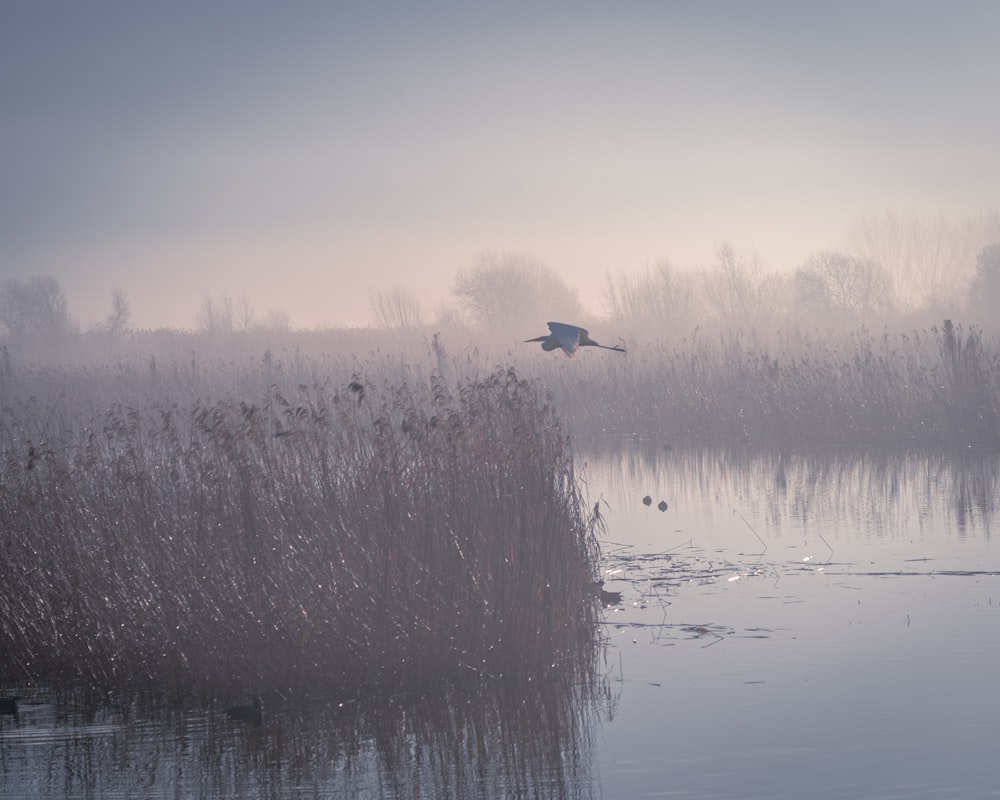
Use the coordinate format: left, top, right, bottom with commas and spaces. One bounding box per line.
3, 1, 999, 330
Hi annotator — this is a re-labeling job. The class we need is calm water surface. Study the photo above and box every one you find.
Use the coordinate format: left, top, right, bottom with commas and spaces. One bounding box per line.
2, 445, 998, 799
587, 445, 1000, 800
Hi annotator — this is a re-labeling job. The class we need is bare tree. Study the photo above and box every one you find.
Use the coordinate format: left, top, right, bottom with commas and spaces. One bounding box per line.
454, 251, 582, 333
604, 261, 698, 337
105, 289, 131, 337
966, 241, 1000, 326
432, 301, 465, 332
370, 286, 423, 331
0, 276, 76, 341
792, 251, 894, 324
700, 242, 782, 329
196, 294, 235, 333
264, 308, 291, 332
844, 209, 1000, 313
236, 295, 256, 333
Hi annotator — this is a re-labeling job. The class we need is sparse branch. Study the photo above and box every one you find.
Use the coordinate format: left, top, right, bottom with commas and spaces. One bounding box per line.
106, 289, 131, 337
370, 286, 423, 331
0, 276, 76, 341
453, 251, 581, 333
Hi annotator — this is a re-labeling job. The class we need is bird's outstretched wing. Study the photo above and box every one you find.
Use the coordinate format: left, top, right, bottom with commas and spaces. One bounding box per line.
547, 321, 583, 356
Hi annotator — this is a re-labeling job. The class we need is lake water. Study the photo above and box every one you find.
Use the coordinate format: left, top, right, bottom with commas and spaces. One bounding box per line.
584, 445, 1000, 800
2, 445, 999, 798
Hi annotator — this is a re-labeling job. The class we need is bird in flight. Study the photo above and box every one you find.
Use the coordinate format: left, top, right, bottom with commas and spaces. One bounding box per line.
525, 322, 626, 357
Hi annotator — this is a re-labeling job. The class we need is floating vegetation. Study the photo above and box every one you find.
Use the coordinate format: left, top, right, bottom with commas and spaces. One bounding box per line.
0, 361, 602, 697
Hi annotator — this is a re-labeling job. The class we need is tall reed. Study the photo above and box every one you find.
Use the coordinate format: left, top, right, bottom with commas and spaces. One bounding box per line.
0, 362, 601, 696
521, 322, 1000, 449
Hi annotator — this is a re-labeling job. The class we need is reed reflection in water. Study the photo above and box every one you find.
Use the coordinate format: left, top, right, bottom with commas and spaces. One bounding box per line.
6, 444, 998, 799
582, 443, 1000, 800
0, 674, 610, 799
584, 441, 999, 544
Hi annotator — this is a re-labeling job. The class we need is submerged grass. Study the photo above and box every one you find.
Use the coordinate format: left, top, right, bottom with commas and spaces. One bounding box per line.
0, 361, 601, 696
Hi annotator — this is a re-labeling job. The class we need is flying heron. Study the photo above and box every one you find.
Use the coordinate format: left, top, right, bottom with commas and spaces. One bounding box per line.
526, 322, 626, 357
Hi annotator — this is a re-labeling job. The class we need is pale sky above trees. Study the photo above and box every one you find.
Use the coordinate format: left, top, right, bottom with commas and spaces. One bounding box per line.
3, 1, 999, 330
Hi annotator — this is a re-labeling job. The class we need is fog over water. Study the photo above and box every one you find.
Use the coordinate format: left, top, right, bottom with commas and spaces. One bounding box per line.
3, 1, 1000, 330
4, 5, 1000, 789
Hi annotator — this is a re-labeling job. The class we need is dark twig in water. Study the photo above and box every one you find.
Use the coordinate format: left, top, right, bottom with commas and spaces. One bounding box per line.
733, 508, 768, 555
818, 532, 835, 563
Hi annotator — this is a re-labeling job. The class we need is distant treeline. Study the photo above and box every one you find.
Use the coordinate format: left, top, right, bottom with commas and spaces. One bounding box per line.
3, 210, 1000, 341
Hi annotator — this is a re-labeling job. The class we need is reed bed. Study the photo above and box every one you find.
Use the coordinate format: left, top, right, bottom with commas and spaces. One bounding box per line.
0, 359, 601, 696
524, 321, 1000, 450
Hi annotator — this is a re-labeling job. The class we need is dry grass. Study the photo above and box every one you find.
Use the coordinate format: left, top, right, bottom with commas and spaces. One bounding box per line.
3, 318, 995, 694
524, 321, 1000, 450
0, 354, 601, 696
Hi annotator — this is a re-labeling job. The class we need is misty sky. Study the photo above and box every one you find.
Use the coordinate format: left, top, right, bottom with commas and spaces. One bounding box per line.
3, 1, 999, 330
